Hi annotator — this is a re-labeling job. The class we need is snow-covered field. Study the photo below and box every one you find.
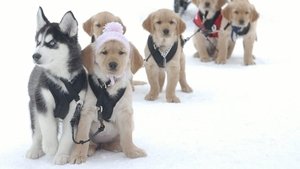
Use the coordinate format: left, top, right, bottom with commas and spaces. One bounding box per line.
0, 0, 299, 168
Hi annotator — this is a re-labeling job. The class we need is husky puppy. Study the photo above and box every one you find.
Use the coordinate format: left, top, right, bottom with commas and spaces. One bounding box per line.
26, 7, 87, 165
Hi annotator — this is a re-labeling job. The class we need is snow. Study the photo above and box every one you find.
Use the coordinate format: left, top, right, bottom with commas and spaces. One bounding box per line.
1, 0, 300, 168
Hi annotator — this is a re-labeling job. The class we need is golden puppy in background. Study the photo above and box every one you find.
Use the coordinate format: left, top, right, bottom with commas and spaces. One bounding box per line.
192, 0, 227, 62
142, 9, 193, 103
215, 0, 259, 65
70, 22, 146, 164
81, 11, 144, 80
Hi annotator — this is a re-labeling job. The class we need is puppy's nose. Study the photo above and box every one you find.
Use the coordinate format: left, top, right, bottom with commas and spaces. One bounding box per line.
108, 62, 118, 70
32, 53, 41, 62
239, 19, 245, 25
205, 2, 210, 8
163, 29, 169, 35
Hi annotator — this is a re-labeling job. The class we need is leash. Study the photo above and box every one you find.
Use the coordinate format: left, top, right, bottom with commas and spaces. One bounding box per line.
70, 105, 105, 145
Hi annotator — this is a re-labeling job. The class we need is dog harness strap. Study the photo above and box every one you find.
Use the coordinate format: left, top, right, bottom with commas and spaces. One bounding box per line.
231, 23, 251, 41
193, 10, 222, 37
147, 35, 178, 68
47, 69, 87, 119
88, 75, 126, 122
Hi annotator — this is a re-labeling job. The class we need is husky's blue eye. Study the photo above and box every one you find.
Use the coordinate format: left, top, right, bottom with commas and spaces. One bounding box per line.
48, 40, 56, 47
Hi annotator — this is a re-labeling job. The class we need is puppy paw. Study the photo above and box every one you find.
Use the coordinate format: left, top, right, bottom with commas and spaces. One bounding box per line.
124, 147, 147, 159
42, 141, 58, 155
215, 57, 226, 64
87, 144, 98, 157
181, 85, 193, 93
145, 93, 158, 101
69, 153, 87, 164
166, 96, 180, 103
54, 154, 69, 165
244, 59, 255, 65
200, 56, 212, 62
26, 148, 45, 159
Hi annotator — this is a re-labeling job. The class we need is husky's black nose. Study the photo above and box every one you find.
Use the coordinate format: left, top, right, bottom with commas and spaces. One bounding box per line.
109, 62, 118, 70
32, 53, 41, 62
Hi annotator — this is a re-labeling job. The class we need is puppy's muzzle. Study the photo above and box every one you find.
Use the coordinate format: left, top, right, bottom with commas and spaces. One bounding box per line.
163, 29, 170, 36
32, 53, 41, 62
108, 61, 118, 71
239, 19, 245, 26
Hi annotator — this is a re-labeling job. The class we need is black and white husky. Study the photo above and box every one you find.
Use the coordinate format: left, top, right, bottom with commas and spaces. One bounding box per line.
26, 7, 87, 165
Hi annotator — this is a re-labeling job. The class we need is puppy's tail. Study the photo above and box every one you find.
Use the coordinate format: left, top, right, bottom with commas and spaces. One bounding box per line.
133, 80, 147, 86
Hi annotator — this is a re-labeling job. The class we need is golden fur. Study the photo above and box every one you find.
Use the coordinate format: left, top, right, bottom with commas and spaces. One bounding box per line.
81, 11, 144, 75
142, 9, 192, 103
192, 0, 227, 62
215, 0, 259, 65
70, 40, 146, 164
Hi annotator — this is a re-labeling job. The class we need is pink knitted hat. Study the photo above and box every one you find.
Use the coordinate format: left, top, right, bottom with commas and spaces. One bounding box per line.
95, 22, 130, 52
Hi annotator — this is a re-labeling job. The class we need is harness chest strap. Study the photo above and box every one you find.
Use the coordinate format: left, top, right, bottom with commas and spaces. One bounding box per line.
146, 35, 178, 68
193, 10, 222, 37
47, 69, 87, 119
88, 75, 126, 122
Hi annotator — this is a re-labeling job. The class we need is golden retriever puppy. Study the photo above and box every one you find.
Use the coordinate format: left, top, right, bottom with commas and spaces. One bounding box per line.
70, 22, 146, 164
215, 0, 259, 65
82, 11, 144, 77
142, 9, 193, 103
192, 0, 227, 62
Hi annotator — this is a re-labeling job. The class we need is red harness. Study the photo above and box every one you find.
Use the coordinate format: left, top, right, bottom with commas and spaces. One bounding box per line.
193, 10, 222, 38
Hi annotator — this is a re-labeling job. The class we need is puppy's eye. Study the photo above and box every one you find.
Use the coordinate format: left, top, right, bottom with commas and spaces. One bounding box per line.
119, 51, 125, 55
234, 11, 239, 14
156, 21, 162, 24
101, 50, 108, 55
47, 40, 56, 48
169, 20, 175, 24
245, 11, 249, 15
95, 24, 101, 28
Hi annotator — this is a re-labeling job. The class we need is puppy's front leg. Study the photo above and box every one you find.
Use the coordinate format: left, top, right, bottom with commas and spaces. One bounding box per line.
144, 63, 160, 101
166, 65, 180, 103
243, 37, 255, 65
118, 110, 146, 158
69, 108, 95, 164
215, 31, 228, 64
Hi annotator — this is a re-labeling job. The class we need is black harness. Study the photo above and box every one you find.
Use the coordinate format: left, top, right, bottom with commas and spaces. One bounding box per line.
88, 75, 126, 122
47, 69, 87, 119
145, 35, 178, 68
225, 23, 251, 41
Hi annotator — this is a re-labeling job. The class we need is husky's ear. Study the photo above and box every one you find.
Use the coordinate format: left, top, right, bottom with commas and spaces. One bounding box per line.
59, 11, 78, 37
36, 7, 49, 32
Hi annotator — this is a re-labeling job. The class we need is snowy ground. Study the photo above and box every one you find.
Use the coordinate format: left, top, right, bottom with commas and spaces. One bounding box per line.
0, 0, 300, 169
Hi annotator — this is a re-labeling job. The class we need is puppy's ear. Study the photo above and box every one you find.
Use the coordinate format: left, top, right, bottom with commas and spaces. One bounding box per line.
129, 43, 144, 74
177, 17, 186, 35
222, 5, 232, 20
59, 11, 78, 37
116, 16, 127, 34
142, 14, 153, 33
216, 0, 227, 9
36, 7, 49, 32
251, 6, 259, 22
81, 44, 95, 73
83, 17, 93, 37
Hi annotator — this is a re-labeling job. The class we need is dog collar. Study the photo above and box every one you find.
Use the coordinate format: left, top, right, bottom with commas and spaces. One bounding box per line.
231, 23, 251, 41
88, 74, 126, 122
193, 10, 222, 37
146, 35, 178, 68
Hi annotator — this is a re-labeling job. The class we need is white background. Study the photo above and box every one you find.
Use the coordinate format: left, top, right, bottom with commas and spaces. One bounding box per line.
0, 0, 299, 168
